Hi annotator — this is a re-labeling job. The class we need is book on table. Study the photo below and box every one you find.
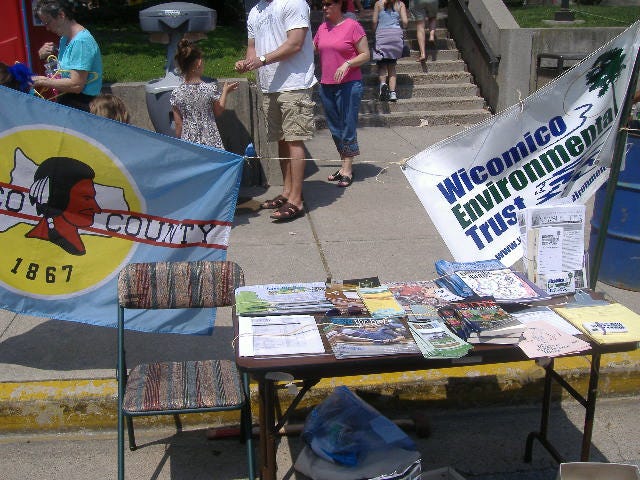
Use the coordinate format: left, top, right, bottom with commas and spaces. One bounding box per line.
450, 296, 525, 338
322, 316, 420, 359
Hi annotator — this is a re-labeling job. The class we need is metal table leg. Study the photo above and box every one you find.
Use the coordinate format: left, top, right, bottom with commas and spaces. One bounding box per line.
258, 379, 277, 480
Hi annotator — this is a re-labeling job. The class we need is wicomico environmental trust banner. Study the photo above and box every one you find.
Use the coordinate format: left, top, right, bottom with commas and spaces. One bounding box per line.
403, 21, 640, 267
0, 86, 243, 334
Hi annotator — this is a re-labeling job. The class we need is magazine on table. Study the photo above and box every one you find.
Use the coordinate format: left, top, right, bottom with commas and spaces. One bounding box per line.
434, 259, 507, 297
235, 282, 334, 316
322, 316, 420, 359
357, 285, 406, 319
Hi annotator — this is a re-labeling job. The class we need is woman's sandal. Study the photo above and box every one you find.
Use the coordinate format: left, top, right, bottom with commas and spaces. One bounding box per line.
270, 202, 305, 221
260, 194, 288, 210
337, 174, 353, 187
327, 170, 343, 182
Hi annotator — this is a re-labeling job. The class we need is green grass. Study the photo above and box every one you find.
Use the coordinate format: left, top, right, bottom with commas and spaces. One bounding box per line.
92, 24, 252, 83
507, 5, 640, 28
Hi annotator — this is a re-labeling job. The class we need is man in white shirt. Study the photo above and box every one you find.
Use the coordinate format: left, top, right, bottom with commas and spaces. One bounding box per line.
236, 0, 317, 221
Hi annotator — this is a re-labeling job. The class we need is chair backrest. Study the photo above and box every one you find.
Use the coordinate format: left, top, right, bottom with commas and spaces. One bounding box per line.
118, 261, 245, 310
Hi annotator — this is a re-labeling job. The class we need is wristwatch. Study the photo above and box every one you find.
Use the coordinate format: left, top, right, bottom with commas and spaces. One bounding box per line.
259, 55, 267, 66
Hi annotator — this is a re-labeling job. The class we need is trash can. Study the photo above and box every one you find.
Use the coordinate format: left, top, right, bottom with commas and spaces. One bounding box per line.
589, 130, 640, 291
139, 2, 216, 136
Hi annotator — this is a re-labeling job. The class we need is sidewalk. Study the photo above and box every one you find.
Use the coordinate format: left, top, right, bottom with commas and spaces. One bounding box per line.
1, 125, 639, 437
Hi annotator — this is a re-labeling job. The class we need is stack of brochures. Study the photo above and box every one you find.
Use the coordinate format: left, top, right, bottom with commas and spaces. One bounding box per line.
235, 282, 334, 316
406, 319, 472, 358
435, 259, 507, 297
323, 317, 420, 359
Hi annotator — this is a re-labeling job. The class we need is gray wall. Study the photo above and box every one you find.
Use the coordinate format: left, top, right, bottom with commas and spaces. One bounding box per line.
105, 78, 267, 186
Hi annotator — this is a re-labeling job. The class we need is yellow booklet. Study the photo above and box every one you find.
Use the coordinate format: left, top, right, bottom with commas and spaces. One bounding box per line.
553, 303, 640, 345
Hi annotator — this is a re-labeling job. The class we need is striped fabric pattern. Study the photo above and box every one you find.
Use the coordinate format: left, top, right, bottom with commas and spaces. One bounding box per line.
122, 359, 244, 412
118, 261, 244, 309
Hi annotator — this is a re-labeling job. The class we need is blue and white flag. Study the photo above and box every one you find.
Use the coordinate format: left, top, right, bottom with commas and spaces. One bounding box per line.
404, 21, 640, 267
0, 87, 243, 334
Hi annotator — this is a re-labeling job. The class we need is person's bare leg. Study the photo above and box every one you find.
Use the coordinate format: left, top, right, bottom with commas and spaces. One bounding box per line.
428, 16, 436, 43
284, 140, 305, 210
341, 156, 353, 178
278, 140, 292, 199
415, 20, 426, 61
388, 64, 397, 93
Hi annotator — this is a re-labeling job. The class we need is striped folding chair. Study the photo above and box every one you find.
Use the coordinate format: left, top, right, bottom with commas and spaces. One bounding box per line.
116, 261, 255, 480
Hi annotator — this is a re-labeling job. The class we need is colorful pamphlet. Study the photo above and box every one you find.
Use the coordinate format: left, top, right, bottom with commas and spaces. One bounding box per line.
357, 286, 405, 319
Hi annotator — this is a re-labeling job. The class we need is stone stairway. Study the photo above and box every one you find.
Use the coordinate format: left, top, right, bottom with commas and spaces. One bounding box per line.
311, 8, 492, 128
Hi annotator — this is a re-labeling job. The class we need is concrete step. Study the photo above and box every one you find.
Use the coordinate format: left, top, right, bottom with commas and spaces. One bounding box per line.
360, 58, 466, 74
362, 70, 472, 85
313, 96, 485, 115
363, 82, 480, 98
315, 108, 491, 128
358, 96, 486, 113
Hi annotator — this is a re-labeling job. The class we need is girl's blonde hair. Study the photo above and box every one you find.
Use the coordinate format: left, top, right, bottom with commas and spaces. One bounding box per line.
89, 94, 131, 124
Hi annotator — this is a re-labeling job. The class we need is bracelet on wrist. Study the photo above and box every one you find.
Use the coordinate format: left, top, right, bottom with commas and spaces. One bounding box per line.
345, 60, 352, 66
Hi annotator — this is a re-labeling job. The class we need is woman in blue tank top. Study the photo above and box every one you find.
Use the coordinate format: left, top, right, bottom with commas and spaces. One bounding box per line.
372, 0, 408, 102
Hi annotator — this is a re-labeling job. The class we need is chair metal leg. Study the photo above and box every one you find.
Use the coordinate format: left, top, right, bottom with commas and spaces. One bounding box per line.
126, 416, 137, 451
118, 406, 125, 480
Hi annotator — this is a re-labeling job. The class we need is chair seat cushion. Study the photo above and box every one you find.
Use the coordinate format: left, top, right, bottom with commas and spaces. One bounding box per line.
122, 359, 244, 413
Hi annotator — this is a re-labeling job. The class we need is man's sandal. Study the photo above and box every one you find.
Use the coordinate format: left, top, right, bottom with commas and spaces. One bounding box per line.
327, 170, 343, 182
270, 202, 305, 221
260, 194, 288, 210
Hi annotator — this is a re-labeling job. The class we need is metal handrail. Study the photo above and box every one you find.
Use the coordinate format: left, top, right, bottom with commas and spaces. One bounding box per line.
450, 0, 500, 75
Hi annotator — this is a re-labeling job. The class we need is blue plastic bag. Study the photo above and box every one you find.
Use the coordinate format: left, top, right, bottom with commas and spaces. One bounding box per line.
302, 386, 416, 466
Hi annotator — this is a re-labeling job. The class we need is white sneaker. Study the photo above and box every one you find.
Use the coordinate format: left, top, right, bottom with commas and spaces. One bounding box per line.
389, 91, 397, 102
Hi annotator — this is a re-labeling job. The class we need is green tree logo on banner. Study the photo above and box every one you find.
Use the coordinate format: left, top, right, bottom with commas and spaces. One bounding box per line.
585, 47, 627, 115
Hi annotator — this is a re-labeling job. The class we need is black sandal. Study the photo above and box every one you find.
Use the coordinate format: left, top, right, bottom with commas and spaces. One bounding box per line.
328, 170, 342, 182
337, 174, 353, 187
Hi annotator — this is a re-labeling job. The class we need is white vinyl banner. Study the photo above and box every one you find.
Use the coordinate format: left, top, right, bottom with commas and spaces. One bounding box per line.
403, 22, 640, 267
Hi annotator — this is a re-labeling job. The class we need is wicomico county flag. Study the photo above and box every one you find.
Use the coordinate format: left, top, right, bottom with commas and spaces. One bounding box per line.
403, 21, 640, 267
0, 86, 243, 334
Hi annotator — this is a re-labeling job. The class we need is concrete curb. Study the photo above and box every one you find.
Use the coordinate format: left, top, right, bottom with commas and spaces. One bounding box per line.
3, 350, 639, 434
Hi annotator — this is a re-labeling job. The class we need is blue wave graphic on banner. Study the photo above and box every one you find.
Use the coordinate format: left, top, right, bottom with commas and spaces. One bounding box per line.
0, 86, 244, 334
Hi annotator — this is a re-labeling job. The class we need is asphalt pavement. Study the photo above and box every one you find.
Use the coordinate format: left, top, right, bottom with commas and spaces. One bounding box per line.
1, 124, 639, 479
